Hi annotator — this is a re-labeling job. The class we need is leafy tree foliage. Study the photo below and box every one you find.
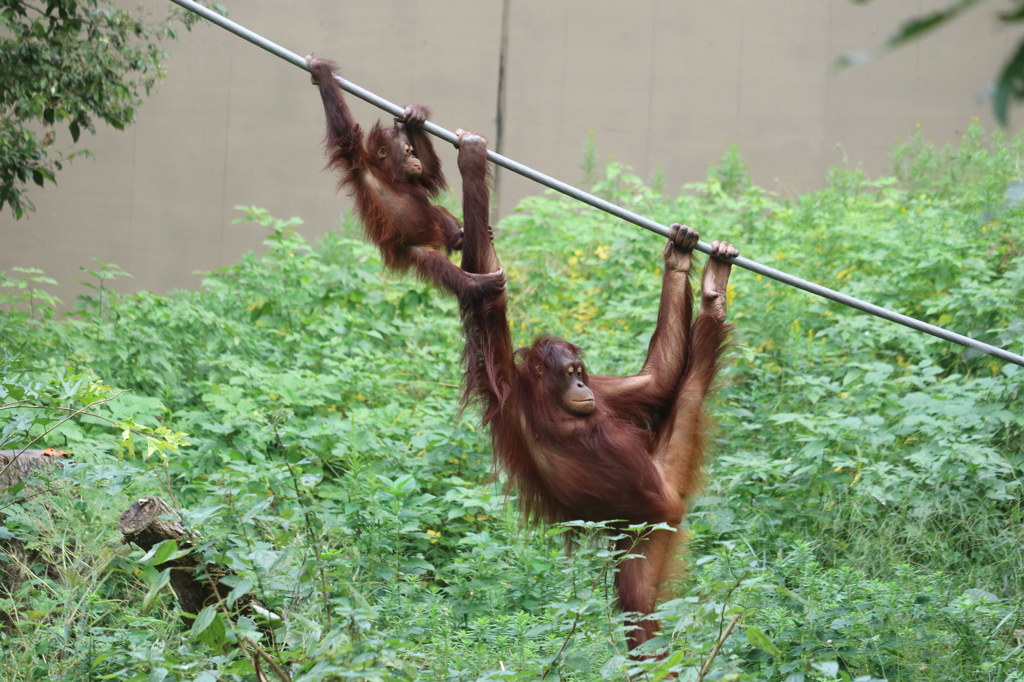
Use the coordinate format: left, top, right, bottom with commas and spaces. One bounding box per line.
840, 0, 1024, 125
0, 0, 222, 219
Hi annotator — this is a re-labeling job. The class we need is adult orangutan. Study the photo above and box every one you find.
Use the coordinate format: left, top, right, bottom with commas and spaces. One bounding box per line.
305, 56, 503, 301
454, 129, 738, 650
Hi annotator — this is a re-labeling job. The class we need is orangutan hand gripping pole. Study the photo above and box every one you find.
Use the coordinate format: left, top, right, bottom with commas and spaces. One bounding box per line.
454, 129, 738, 651
305, 56, 504, 301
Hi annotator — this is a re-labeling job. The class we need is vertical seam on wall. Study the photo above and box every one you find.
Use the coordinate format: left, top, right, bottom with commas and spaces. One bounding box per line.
558, 10, 569, 159
914, 0, 922, 119
219, 55, 233, 264
735, 8, 745, 140
492, 0, 512, 223
824, 0, 835, 174
412, 0, 420, 99
128, 114, 138, 253
643, 1, 657, 179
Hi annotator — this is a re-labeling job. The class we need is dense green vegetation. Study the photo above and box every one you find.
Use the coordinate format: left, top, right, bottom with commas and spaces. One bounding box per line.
1, 123, 1022, 681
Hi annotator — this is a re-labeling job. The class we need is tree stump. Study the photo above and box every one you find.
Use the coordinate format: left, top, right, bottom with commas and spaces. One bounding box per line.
0, 448, 67, 630
118, 496, 262, 627
0, 449, 66, 489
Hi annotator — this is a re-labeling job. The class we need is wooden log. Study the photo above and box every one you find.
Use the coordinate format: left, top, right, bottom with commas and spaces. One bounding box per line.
0, 449, 67, 489
118, 497, 197, 558
118, 496, 265, 627
0, 448, 68, 630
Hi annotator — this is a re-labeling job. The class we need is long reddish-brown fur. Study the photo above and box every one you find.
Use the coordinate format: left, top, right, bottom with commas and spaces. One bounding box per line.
454, 132, 735, 653
307, 57, 501, 301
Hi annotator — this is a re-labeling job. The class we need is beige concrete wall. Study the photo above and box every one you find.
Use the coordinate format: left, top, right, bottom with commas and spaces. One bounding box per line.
1, 0, 1016, 304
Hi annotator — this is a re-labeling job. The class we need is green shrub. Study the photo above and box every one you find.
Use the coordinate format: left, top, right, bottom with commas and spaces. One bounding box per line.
1, 121, 1021, 681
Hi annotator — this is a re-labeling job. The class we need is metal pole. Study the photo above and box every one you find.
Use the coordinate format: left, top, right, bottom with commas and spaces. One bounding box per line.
168, 0, 1024, 369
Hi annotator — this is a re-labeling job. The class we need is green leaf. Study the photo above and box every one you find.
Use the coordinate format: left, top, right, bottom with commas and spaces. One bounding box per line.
195, 610, 227, 647
69, 121, 80, 143
141, 567, 171, 613
746, 625, 783, 658
885, 0, 984, 50
139, 539, 179, 565
813, 661, 840, 678
564, 651, 591, 673
250, 301, 270, 321
191, 605, 218, 635
400, 557, 435, 575
999, 5, 1024, 22
994, 38, 1024, 125
226, 578, 254, 609
835, 0, 984, 70
90, 652, 114, 669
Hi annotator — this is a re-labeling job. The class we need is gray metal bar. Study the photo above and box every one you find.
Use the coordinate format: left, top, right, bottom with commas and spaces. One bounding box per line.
168, 0, 1024, 369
